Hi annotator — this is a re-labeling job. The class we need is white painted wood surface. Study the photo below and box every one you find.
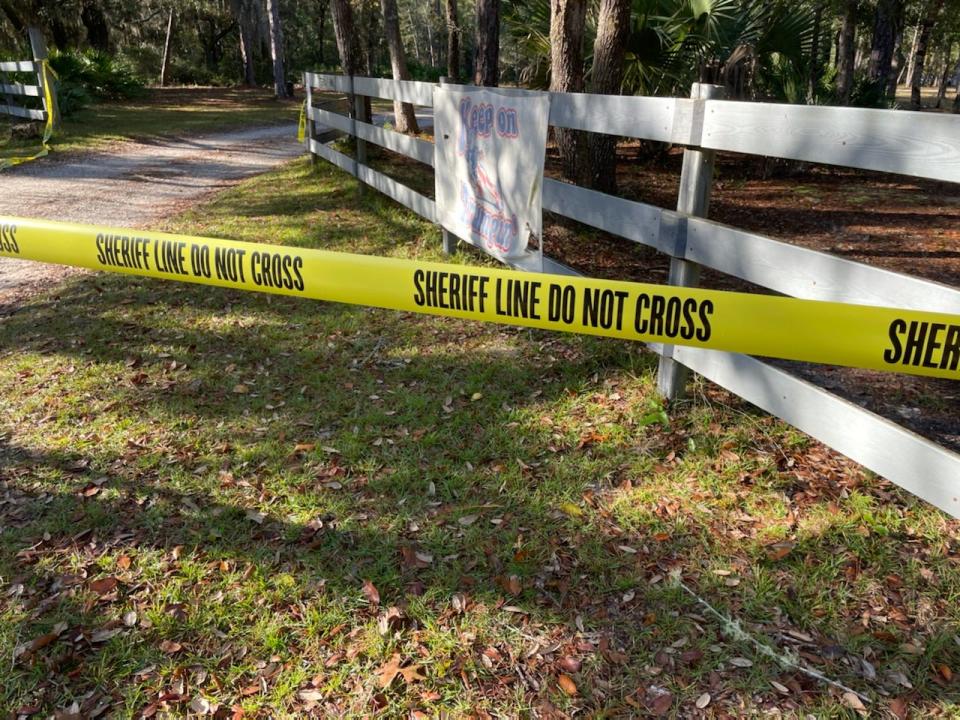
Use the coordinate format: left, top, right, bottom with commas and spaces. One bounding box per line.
303, 71, 960, 519
304, 72, 352, 93
354, 119, 434, 166
352, 76, 434, 106
0, 61, 36, 73
548, 92, 699, 145
308, 137, 356, 176
658, 83, 724, 399
701, 100, 960, 183
542, 179, 671, 254
309, 106, 353, 134
0, 103, 45, 121
307, 73, 960, 184
542, 180, 960, 315
674, 346, 960, 518
683, 217, 960, 313
357, 163, 437, 221
0, 82, 40, 97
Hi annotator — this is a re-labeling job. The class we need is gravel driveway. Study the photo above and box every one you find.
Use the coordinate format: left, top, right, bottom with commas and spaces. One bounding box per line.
0, 123, 302, 301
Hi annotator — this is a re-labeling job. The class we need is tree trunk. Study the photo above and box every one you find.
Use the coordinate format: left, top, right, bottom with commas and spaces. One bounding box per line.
549, 0, 587, 184
445, 0, 460, 81
231, 0, 257, 86
331, 0, 370, 150
80, 0, 111, 53
239, 24, 256, 85
904, 23, 920, 88
836, 0, 858, 104
953, 86, 960, 113
380, 0, 419, 133
935, 42, 955, 108
888, 28, 905, 97
909, 0, 943, 109
332, 0, 363, 75
318, 2, 326, 65
266, 0, 289, 97
426, 14, 436, 67
868, 0, 902, 97
474, 0, 500, 86
807, 3, 823, 102
160, 8, 174, 87
587, 0, 630, 194
406, 4, 422, 64
0, 0, 26, 35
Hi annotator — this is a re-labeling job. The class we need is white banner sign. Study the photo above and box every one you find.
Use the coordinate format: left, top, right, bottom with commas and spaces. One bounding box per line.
434, 86, 550, 268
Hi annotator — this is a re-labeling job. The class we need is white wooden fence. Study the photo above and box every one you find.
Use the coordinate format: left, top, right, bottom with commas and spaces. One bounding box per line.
0, 29, 54, 126
302, 70, 960, 519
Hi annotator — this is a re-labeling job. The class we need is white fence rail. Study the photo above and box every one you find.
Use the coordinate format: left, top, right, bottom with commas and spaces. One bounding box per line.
302, 70, 960, 518
0, 29, 54, 125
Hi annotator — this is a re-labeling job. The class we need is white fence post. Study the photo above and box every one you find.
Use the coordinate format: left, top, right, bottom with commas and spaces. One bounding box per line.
350, 75, 367, 194
27, 27, 56, 129
657, 82, 725, 400
303, 72, 316, 166
438, 75, 457, 255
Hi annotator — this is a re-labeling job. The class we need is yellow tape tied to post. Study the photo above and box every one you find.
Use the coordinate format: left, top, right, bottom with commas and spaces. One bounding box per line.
1, 216, 959, 382
297, 99, 307, 143
0, 61, 56, 170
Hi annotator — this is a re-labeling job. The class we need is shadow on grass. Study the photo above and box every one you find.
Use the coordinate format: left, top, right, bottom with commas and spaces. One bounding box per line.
3, 161, 960, 716
0, 266, 711, 715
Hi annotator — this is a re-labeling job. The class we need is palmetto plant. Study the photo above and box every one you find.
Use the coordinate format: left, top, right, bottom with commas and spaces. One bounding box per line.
504, 0, 817, 100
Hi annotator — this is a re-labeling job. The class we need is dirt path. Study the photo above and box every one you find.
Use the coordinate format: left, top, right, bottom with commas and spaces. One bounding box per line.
0, 124, 301, 300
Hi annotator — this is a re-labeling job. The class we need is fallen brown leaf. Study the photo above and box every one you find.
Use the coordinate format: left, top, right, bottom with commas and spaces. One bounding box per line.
764, 541, 796, 561
648, 691, 673, 716
889, 697, 909, 720
159, 639, 182, 654
376, 653, 425, 688
362, 579, 380, 607
89, 577, 119, 595
557, 674, 578, 696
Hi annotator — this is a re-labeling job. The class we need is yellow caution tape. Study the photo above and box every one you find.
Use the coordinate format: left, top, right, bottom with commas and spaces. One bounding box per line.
0, 60, 57, 171
2, 216, 959, 381
297, 99, 307, 143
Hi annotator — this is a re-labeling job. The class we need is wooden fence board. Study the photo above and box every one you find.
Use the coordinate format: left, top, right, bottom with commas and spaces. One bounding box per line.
542, 179, 671, 254
0, 82, 40, 97
308, 106, 353, 134
0, 61, 35, 73
683, 217, 960, 313
701, 100, 960, 183
304, 72, 352, 93
356, 163, 437, 221
548, 92, 690, 143
0, 103, 45, 121
674, 345, 960, 518
352, 76, 434, 106
308, 138, 356, 176
354, 120, 435, 166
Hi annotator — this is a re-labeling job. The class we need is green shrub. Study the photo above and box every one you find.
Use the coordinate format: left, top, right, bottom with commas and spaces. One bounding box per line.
47, 49, 145, 115
407, 61, 444, 83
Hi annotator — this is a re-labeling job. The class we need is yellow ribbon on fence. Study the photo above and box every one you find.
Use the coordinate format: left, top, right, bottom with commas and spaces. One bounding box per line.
0, 60, 57, 171
297, 99, 307, 143
2, 216, 960, 382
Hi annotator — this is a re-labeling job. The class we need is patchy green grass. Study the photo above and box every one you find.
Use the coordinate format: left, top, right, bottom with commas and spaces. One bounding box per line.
2, 158, 960, 718
1, 86, 298, 160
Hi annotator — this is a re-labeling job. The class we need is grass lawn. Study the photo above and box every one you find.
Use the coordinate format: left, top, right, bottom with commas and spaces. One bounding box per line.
1, 86, 300, 160
2, 157, 960, 718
